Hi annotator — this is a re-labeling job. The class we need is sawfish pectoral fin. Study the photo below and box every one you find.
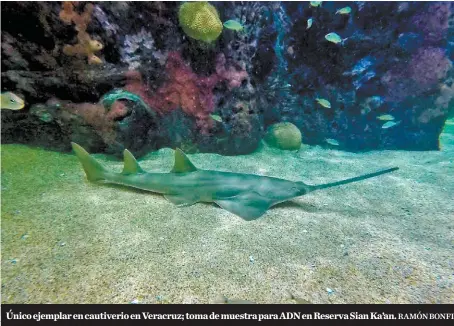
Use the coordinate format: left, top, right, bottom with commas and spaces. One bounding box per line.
214, 192, 273, 221
164, 193, 200, 207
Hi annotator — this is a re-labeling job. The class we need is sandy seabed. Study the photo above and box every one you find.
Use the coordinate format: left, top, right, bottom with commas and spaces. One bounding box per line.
1, 132, 453, 304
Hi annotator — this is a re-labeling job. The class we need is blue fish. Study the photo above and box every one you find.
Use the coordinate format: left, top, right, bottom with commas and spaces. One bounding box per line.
382, 120, 401, 129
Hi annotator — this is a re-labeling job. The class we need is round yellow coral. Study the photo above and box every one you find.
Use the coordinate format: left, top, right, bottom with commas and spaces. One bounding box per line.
178, 1, 223, 43
264, 122, 303, 151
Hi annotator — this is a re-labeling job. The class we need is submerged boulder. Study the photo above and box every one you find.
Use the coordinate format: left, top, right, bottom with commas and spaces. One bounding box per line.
264, 122, 302, 150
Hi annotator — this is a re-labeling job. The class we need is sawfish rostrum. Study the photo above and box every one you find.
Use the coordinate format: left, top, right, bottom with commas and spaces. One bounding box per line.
71, 142, 399, 221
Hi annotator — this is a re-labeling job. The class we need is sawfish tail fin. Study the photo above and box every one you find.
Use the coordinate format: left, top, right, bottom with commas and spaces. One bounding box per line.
307, 167, 399, 192
72, 142, 146, 181
71, 142, 107, 182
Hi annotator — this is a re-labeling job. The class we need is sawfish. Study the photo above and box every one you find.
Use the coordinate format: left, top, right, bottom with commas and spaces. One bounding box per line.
71, 142, 398, 221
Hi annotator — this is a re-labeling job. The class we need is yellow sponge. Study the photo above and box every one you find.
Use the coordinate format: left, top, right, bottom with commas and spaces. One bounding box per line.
178, 1, 223, 43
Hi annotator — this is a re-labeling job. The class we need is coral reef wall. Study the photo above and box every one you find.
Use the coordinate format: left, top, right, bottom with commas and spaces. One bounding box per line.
1, 1, 453, 157
282, 1, 453, 150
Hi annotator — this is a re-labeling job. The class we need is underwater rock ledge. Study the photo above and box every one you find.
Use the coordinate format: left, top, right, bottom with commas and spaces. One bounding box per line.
1, 1, 453, 156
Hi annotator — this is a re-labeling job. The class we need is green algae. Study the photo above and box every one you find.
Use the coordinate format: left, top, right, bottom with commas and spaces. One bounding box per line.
1, 144, 116, 303
100, 89, 153, 116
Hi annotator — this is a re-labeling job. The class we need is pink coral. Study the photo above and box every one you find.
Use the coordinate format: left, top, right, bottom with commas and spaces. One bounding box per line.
124, 52, 248, 133
215, 53, 249, 89
411, 2, 451, 44
57, 100, 128, 144
122, 70, 157, 110
409, 47, 453, 87
381, 47, 452, 102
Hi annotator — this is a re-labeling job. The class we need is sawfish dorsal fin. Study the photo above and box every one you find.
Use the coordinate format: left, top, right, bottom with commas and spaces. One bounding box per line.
171, 148, 197, 173
122, 149, 145, 175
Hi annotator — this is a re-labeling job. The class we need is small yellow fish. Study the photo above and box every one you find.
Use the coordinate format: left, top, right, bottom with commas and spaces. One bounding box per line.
88, 40, 103, 52
336, 6, 352, 15
1, 92, 25, 110
377, 114, 395, 121
310, 1, 323, 7
210, 114, 223, 122
325, 138, 340, 146
325, 32, 343, 44
307, 18, 313, 30
316, 98, 331, 108
223, 20, 243, 31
